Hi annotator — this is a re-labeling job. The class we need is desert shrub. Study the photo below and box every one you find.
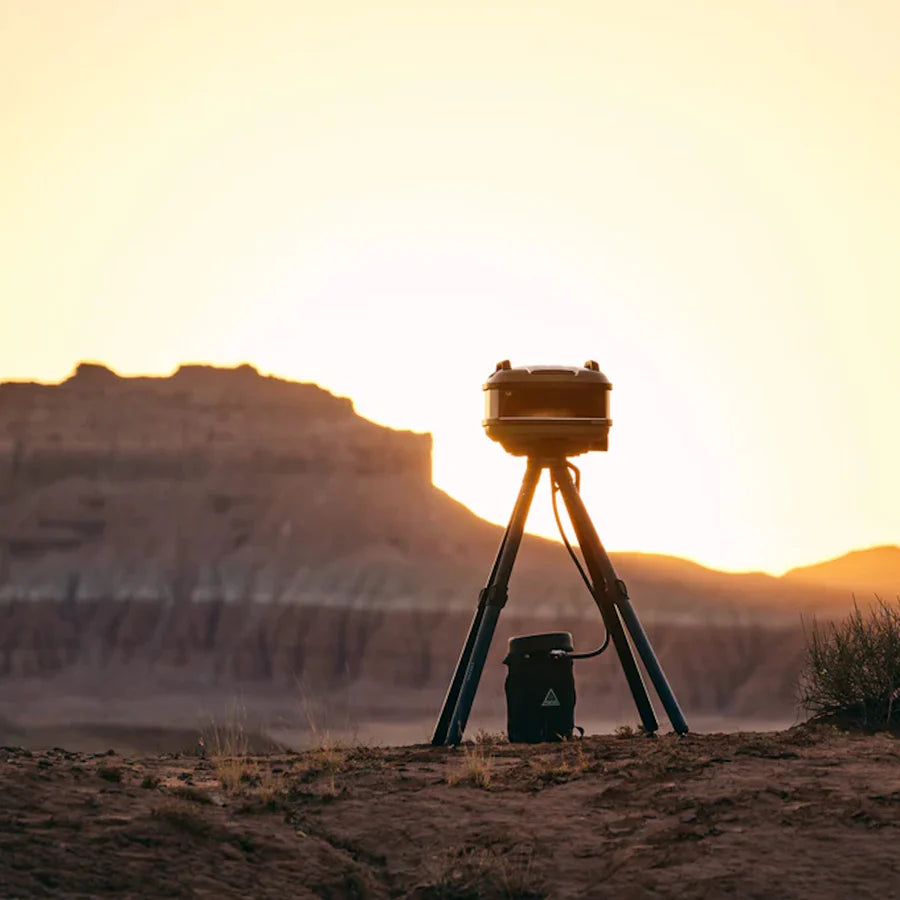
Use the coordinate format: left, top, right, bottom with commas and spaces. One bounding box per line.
799, 599, 900, 729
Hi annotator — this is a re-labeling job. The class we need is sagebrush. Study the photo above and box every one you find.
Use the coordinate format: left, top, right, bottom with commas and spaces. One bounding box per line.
799, 599, 900, 729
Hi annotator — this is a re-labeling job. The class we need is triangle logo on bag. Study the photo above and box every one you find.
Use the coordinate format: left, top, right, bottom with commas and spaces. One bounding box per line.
541, 689, 561, 708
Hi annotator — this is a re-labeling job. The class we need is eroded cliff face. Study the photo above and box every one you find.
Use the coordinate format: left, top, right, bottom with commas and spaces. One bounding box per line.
0, 362, 443, 600
1, 362, 430, 485
0, 598, 804, 723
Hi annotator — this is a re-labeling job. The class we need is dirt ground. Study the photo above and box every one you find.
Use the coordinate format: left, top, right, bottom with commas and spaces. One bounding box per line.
2, 725, 900, 898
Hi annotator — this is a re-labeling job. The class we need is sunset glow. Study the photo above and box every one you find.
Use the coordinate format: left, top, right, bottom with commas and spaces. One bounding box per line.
2, 1, 898, 573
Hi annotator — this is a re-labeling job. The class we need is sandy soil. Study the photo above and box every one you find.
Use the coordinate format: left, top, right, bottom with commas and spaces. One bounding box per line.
2, 725, 900, 898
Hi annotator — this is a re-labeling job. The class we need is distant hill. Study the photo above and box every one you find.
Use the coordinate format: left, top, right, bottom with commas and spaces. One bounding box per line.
783, 545, 900, 599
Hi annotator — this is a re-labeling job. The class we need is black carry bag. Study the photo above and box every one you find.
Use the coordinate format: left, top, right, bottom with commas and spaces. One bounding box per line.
504, 632, 576, 743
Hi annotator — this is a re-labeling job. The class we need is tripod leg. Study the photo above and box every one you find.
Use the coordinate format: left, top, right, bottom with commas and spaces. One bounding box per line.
551, 463, 660, 734
431, 594, 488, 746
437, 459, 543, 745
432, 506, 517, 746
609, 581, 689, 734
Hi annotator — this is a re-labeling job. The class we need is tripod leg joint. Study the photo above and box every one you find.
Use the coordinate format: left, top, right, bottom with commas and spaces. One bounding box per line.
478, 585, 508, 609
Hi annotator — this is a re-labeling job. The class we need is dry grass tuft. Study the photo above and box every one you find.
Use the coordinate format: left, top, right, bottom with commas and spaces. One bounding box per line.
446, 742, 494, 789
527, 741, 589, 786
215, 755, 259, 793
614, 724, 640, 739
293, 682, 357, 796
474, 729, 508, 749
201, 703, 255, 791
297, 734, 348, 797
255, 766, 288, 805
202, 702, 251, 757
201, 703, 287, 801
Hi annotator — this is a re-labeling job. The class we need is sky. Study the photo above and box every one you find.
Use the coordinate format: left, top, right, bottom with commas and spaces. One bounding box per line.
2, 0, 898, 574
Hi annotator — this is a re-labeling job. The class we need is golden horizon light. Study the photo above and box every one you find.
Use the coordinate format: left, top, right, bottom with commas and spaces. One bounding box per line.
2, 1, 898, 575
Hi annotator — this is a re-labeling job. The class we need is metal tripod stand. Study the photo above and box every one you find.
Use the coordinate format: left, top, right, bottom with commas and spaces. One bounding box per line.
432, 457, 689, 746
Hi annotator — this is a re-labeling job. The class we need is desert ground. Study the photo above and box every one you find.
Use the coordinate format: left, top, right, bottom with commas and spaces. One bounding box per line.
2, 724, 900, 898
